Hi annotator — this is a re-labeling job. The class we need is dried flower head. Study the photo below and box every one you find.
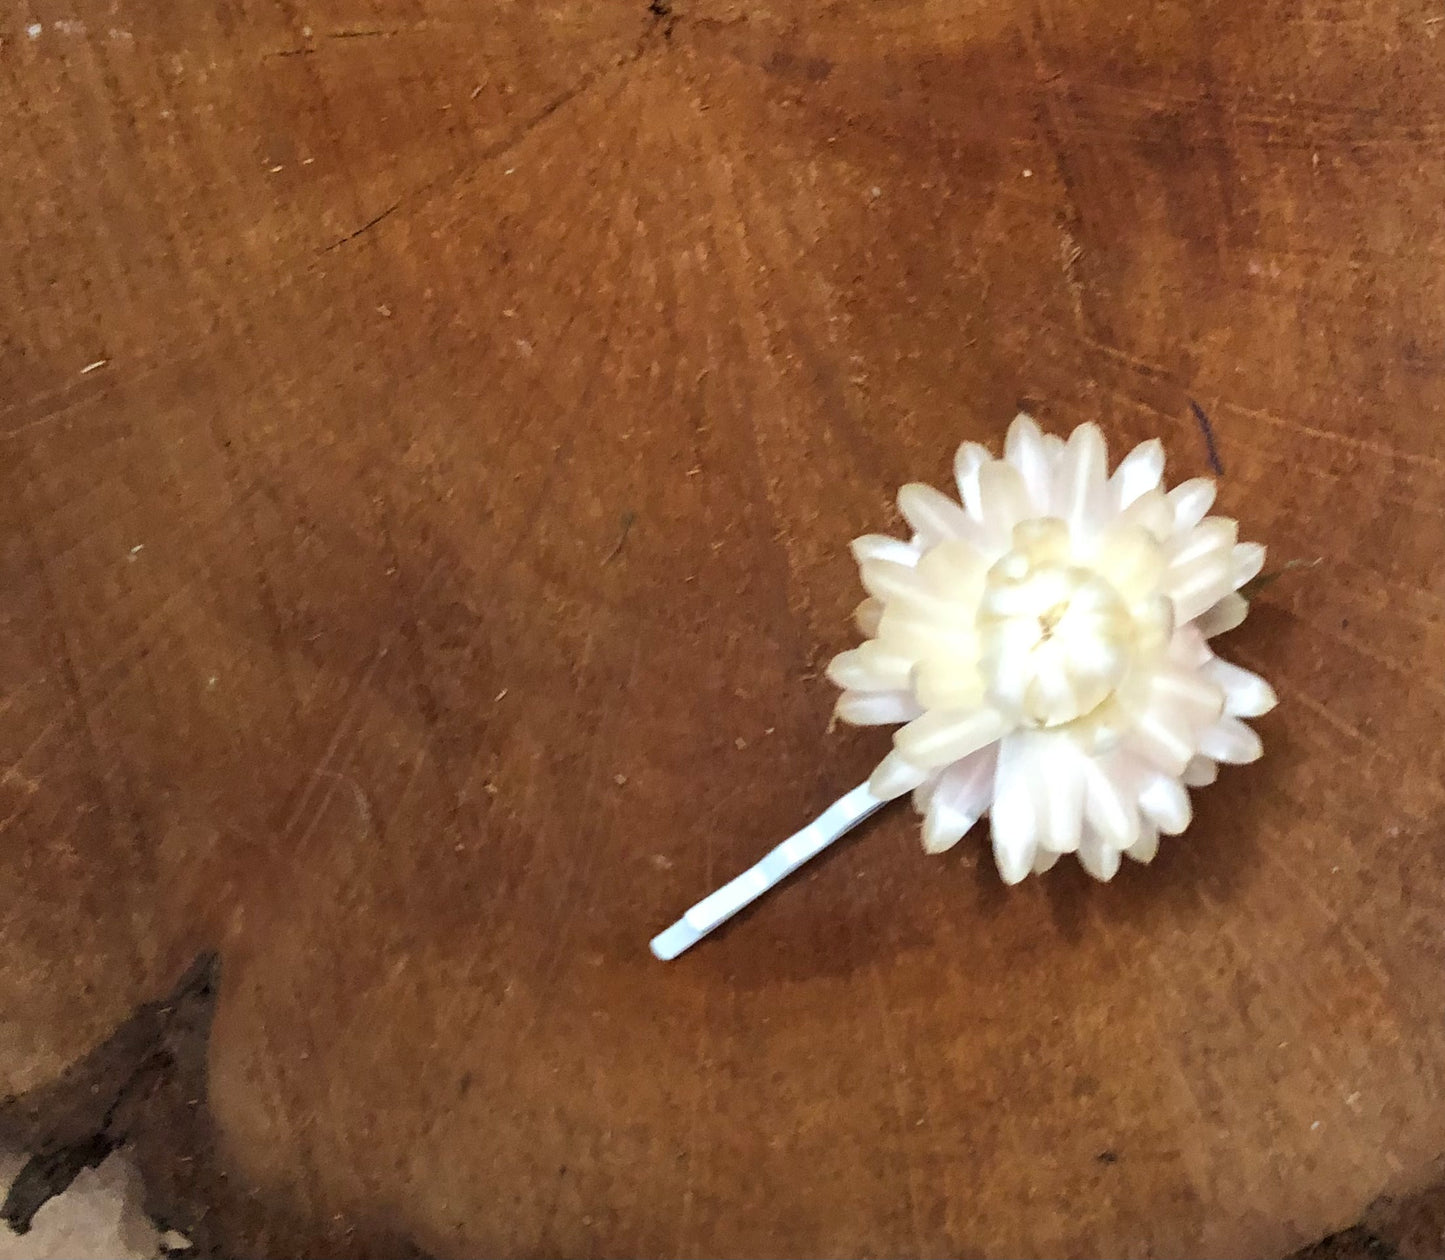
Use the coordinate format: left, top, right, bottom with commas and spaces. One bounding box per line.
829, 415, 1276, 883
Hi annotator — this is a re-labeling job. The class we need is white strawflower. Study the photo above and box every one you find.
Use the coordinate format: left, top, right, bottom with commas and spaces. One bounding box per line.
828, 415, 1276, 884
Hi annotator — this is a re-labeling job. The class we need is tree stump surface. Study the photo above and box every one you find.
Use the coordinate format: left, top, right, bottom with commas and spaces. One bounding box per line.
3, 2, 1445, 1255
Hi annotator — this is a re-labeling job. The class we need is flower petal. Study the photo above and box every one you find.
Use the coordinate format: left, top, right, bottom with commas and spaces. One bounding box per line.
976, 461, 1032, 542
1167, 552, 1236, 624
921, 747, 996, 853
1128, 594, 1176, 661
980, 623, 1038, 716
922, 799, 968, 853
827, 642, 914, 691
1182, 755, 1218, 787
990, 732, 1043, 884
936, 745, 998, 807
913, 655, 987, 710
869, 750, 931, 801
1197, 715, 1264, 764
1054, 421, 1110, 534
1195, 592, 1249, 638
894, 706, 1008, 769
1118, 487, 1175, 540
854, 597, 883, 637
1125, 822, 1160, 864
1063, 629, 1130, 690
850, 533, 921, 568
1168, 517, 1238, 569
1147, 667, 1225, 728
1167, 478, 1217, 530
914, 538, 990, 603
1025, 646, 1083, 730
1036, 736, 1085, 854
834, 689, 923, 727
1138, 771, 1192, 835
1010, 516, 1071, 567
1084, 756, 1141, 851
876, 608, 976, 661
954, 441, 991, 519
1110, 438, 1165, 509
1092, 522, 1165, 604
859, 557, 934, 606
1032, 847, 1061, 874
1232, 541, 1266, 590
912, 774, 942, 813
1004, 413, 1056, 512
1077, 829, 1122, 881
898, 482, 977, 547
1123, 705, 1195, 777
1167, 624, 1213, 671
1202, 657, 1278, 717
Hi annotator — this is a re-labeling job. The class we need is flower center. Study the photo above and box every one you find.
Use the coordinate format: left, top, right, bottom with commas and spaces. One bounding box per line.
977, 538, 1133, 729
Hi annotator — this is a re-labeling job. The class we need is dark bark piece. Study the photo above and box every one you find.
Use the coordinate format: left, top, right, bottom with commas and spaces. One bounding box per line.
0, 954, 218, 1234
1, 953, 428, 1257
2, 1133, 116, 1235
1292, 1227, 1400, 1260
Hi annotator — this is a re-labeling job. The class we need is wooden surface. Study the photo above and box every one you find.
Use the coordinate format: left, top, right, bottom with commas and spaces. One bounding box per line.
4, 1, 1445, 1255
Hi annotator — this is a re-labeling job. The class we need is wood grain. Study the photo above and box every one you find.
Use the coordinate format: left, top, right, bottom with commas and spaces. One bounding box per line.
3, 1, 1445, 1254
